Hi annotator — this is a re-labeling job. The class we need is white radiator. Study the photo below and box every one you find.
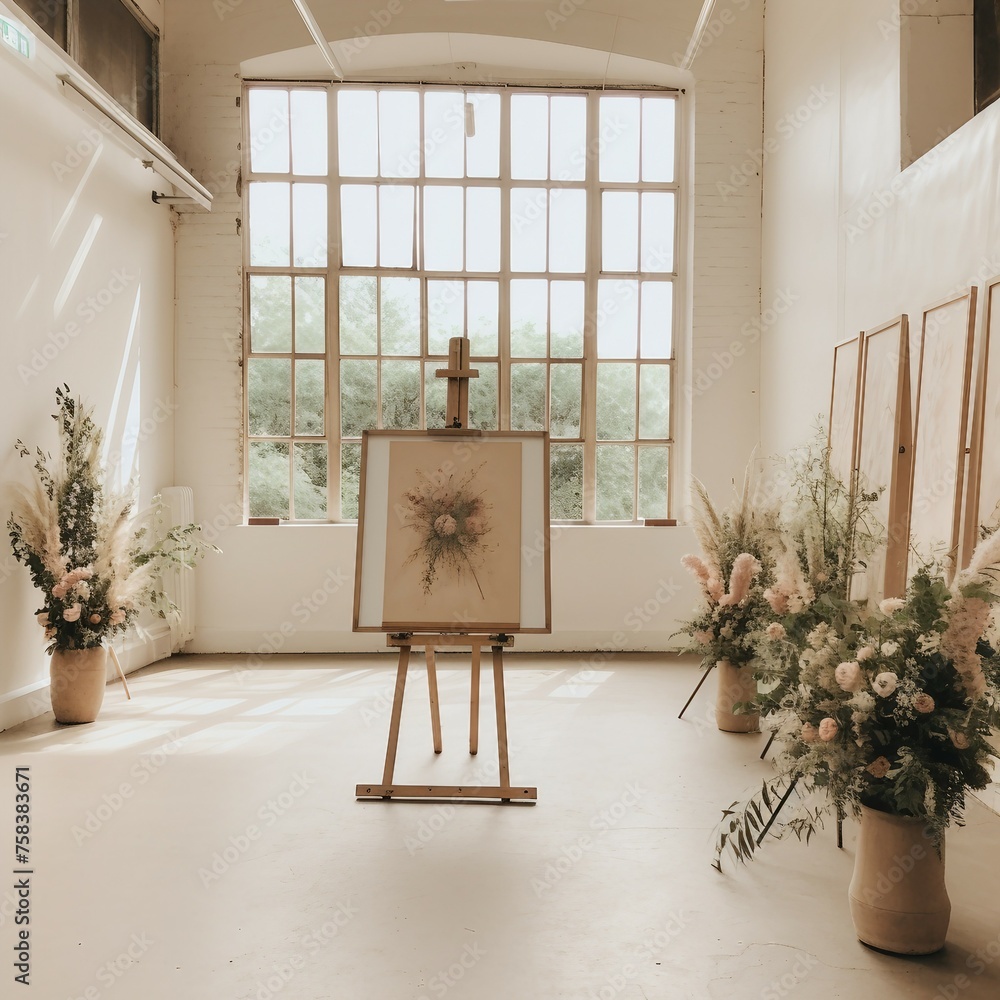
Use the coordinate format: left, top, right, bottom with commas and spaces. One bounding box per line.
158, 487, 197, 650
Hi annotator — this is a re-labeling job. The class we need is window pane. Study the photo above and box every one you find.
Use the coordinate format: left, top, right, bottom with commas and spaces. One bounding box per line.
428, 280, 464, 355
467, 92, 501, 178
642, 97, 675, 182
295, 359, 325, 435
550, 281, 584, 358
599, 96, 640, 183
248, 358, 291, 435
549, 189, 586, 273
338, 90, 377, 176
249, 182, 290, 266
597, 279, 639, 358
469, 362, 498, 429
381, 360, 422, 429
340, 185, 376, 266
249, 441, 289, 519
294, 442, 327, 519
424, 365, 448, 430
511, 93, 548, 179
379, 90, 420, 178
466, 187, 500, 272
596, 444, 634, 520
468, 281, 499, 356
511, 363, 546, 431
340, 359, 377, 436
550, 95, 586, 181
510, 188, 547, 272
424, 186, 464, 270
293, 183, 327, 266
248, 89, 289, 173
291, 89, 327, 175
602, 191, 639, 271
638, 446, 669, 519
596, 363, 636, 440
424, 90, 465, 178
381, 277, 420, 355
551, 444, 583, 520
339, 276, 377, 354
341, 443, 361, 519
295, 277, 325, 353
639, 364, 670, 439
550, 364, 582, 438
641, 192, 674, 273
380, 185, 415, 268
250, 275, 291, 352
640, 282, 672, 359
510, 280, 547, 358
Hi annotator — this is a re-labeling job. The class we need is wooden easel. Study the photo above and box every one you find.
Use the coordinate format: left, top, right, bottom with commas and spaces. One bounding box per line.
355, 337, 537, 804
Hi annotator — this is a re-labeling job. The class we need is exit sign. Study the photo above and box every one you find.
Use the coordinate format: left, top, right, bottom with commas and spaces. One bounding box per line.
0, 16, 31, 58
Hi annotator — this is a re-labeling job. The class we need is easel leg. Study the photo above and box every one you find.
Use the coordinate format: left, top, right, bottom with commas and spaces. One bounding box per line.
381, 646, 411, 791
425, 646, 442, 754
756, 777, 798, 847
469, 644, 481, 756
759, 731, 776, 759
492, 644, 511, 801
678, 662, 715, 719
107, 646, 131, 701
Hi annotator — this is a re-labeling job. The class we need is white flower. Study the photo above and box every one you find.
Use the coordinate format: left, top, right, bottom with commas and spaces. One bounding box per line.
872, 672, 898, 697
856, 645, 875, 661
880, 641, 899, 657
765, 622, 786, 641
834, 661, 863, 692
62, 604, 82, 623
879, 598, 906, 615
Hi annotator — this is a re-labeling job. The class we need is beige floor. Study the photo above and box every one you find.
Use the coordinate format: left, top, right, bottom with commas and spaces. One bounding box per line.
0, 652, 998, 1000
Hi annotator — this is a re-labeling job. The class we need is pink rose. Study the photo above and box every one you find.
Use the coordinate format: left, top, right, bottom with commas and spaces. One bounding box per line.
693, 629, 713, 646
36, 612, 50, 628
110, 609, 126, 625
950, 730, 971, 750
62, 604, 82, 623
834, 661, 862, 692
856, 645, 875, 661
801, 723, 819, 743
765, 622, 786, 641
872, 672, 898, 697
52, 583, 68, 599
89, 614, 102, 624
867, 756, 891, 778
913, 693, 935, 714
818, 717, 839, 741
433, 514, 457, 537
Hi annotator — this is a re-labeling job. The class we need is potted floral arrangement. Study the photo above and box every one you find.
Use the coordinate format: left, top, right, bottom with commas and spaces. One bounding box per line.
8, 386, 216, 724
714, 537, 1000, 955
678, 463, 780, 732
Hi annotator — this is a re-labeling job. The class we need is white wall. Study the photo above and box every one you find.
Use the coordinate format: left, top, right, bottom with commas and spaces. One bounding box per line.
761, 0, 1000, 809
162, 0, 764, 656
0, 39, 177, 729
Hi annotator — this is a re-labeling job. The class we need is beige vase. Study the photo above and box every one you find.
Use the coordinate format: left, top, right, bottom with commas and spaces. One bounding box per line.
49, 646, 108, 725
848, 805, 950, 955
715, 658, 759, 733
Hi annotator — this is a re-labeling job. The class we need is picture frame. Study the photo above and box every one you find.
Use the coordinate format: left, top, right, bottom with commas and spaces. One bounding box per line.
353, 429, 551, 633
963, 276, 1000, 567
854, 315, 912, 601
907, 288, 977, 576
828, 333, 863, 486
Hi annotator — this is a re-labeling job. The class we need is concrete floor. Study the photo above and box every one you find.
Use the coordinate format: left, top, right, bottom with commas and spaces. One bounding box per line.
0, 652, 998, 999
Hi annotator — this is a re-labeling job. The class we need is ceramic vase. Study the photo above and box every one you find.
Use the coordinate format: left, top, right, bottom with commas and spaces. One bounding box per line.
49, 646, 108, 725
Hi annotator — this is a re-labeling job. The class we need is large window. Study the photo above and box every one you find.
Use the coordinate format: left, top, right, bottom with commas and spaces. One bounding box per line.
243, 83, 680, 522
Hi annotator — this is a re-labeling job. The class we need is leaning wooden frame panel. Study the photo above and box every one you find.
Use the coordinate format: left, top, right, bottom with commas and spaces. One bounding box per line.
829, 333, 864, 487
854, 316, 912, 602
907, 288, 978, 578
353, 429, 552, 634
963, 277, 1000, 568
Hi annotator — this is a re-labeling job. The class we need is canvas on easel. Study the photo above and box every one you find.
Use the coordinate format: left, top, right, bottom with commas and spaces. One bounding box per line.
907, 288, 977, 576
853, 316, 912, 602
963, 276, 1000, 567
829, 333, 863, 487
